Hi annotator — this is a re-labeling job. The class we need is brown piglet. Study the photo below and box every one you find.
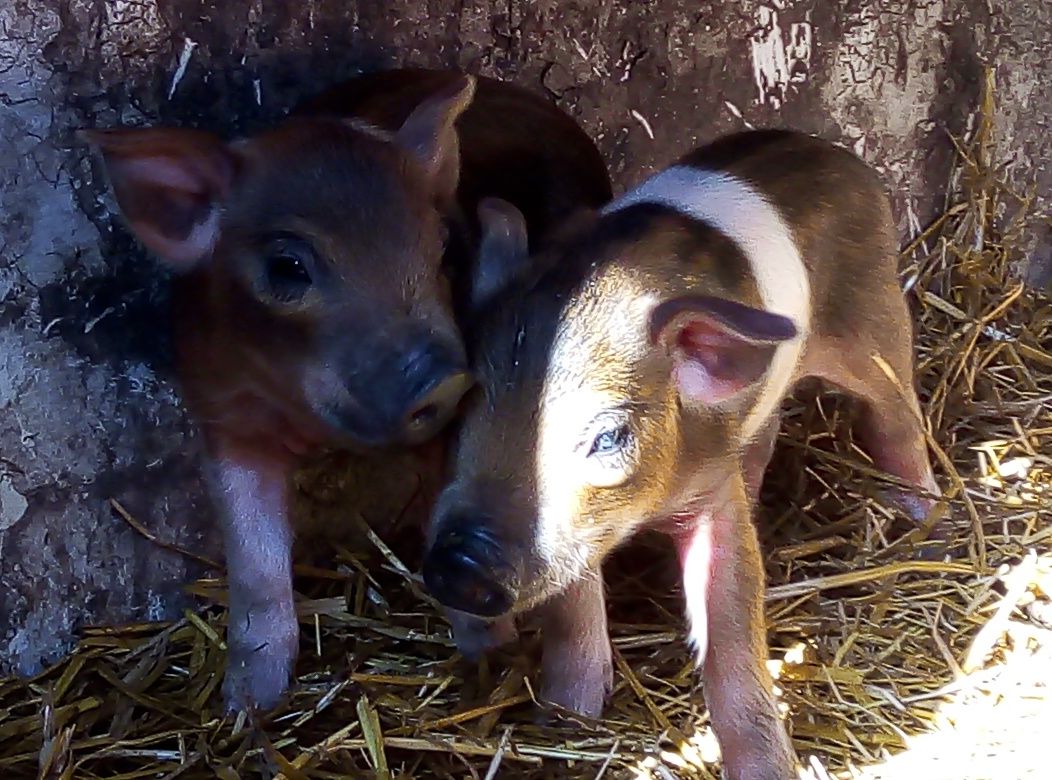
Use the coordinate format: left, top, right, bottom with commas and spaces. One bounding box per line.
82, 68, 611, 713
421, 130, 942, 779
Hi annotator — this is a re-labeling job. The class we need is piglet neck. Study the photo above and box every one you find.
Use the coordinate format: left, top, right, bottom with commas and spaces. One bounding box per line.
654, 467, 741, 540
657, 500, 713, 541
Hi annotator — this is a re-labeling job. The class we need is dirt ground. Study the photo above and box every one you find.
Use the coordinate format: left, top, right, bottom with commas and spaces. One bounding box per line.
2, 0, 1050, 692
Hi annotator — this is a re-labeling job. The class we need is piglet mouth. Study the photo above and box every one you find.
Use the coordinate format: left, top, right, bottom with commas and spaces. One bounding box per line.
317, 401, 397, 449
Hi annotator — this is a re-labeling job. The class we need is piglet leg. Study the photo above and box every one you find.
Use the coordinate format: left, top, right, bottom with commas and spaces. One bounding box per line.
538, 570, 613, 718
809, 337, 941, 528
675, 476, 797, 780
857, 397, 940, 526
444, 607, 518, 660
207, 437, 299, 713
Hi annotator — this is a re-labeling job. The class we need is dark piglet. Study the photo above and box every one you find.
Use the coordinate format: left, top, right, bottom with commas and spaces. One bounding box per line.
296, 67, 613, 303
82, 68, 612, 713
423, 130, 942, 779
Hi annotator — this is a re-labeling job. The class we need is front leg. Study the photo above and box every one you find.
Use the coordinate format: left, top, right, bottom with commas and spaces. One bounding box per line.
537, 571, 613, 718
675, 475, 797, 780
207, 436, 299, 713
806, 337, 942, 531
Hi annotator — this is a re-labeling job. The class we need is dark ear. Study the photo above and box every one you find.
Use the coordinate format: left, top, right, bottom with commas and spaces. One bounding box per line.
471, 198, 531, 310
649, 295, 798, 405
393, 74, 476, 202
81, 127, 237, 269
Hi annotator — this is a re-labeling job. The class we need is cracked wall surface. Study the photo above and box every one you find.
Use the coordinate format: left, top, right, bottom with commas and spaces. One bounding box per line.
1, 0, 1049, 673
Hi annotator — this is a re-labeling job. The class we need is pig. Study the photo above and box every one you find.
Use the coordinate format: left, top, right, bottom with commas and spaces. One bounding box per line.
82, 68, 612, 713
421, 129, 942, 779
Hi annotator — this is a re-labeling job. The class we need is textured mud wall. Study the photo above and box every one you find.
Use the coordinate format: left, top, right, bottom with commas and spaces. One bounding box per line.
1, 0, 1049, 674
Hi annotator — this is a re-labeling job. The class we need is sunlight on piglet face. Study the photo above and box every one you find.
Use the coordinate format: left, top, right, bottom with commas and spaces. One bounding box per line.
444, 201, 796, 613
528, 272, 684, 592
440, 268, 685, 610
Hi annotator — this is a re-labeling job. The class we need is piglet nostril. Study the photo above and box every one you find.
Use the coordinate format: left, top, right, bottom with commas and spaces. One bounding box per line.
403, 370, 473, 438
408, 402, 439, 429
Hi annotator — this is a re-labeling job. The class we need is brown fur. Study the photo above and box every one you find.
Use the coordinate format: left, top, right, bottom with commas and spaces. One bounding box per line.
83, 68, 614, 713
442, 204, 766, 607
428, 129, 941, 778
172, 117, 459, 453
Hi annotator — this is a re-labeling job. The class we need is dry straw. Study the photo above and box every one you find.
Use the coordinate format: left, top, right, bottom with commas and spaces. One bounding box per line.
3, 68, 1049, 779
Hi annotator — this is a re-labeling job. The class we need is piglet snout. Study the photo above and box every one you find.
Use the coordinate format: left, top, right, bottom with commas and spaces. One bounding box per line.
423, 520, 519, 618
329, 337, 472, 446
401, 343, 473, 441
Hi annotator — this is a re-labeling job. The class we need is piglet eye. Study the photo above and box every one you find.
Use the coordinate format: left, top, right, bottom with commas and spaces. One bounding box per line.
588, 424, 631, 457
263, 237, 313, 303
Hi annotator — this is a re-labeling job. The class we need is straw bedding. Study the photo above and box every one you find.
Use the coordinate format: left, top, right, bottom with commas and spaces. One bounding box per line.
3, 69, 1049, 779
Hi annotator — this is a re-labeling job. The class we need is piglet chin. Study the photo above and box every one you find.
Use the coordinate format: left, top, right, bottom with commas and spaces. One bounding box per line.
444, 609, 519, 660
265, 406, 345, 456
281, 431, 320, 457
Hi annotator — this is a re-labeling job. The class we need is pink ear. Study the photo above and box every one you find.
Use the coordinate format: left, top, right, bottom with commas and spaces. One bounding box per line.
81, 127, 237, 269
650, 295, 798, 405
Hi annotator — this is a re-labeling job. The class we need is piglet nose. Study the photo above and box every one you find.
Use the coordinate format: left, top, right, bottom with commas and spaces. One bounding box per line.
397, 338, 471, 442
403, 369, 472, 440
423, 525, 518, 618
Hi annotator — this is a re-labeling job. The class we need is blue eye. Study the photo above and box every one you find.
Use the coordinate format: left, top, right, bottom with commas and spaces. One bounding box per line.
588, 424, 631, 457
